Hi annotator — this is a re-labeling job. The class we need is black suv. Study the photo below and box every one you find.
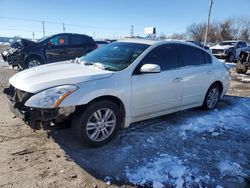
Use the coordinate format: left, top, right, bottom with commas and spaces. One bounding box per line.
1, 33, 97, 69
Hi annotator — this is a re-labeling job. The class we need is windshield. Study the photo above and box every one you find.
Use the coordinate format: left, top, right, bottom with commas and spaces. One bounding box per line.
80, 42, 149, 71
37, 36, 50, 43
219, 41, 236, 46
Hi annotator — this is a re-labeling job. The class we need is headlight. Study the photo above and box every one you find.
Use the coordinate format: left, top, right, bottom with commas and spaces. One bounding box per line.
25, 85, 78, 108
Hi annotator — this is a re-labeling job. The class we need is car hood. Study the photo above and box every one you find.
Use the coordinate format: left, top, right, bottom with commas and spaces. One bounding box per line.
9, 61, 113, 93
210, 44, 234, 50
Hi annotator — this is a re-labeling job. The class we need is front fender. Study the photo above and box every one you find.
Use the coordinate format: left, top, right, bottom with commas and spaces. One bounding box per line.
58, 78, 130, 117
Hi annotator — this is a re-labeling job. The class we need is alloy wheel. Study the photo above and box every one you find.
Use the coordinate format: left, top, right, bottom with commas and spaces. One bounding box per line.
28, 60, 41, 68
86, 108, 116, 142
207, 87, 219, 109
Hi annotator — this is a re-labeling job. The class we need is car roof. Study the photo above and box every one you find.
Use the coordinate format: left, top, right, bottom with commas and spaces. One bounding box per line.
117, 38, 204, 48
118, 38, 161, 45
51, 33, 93, 38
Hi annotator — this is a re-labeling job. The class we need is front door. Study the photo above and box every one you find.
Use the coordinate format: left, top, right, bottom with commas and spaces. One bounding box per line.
131, 44, 182, 118
45, 35, 70, 63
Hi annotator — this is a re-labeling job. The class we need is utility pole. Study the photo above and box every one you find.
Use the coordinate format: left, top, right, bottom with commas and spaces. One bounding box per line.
42, 21, 45, 37
204, 0, 213, 46
130, 25, 134, 37
63, 22, 66, 33
32, 32, 35, 40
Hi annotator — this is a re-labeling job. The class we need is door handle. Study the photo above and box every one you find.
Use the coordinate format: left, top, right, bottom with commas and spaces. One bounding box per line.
173, 77, 183, 83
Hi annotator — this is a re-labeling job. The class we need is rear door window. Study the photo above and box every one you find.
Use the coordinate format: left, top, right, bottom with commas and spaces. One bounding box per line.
180, 44, 206, 67
71, 36, 92, 45
204, 51, 212, 64
139, 44, 179, 71
238, 42, 247, 48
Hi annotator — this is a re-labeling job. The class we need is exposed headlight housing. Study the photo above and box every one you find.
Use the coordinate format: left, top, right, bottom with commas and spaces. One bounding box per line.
25, 85, 78, 108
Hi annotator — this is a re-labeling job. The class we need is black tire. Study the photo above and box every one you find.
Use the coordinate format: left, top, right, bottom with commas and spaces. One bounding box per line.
71, 100, 122, 147
25, 57, 43, 69
227, 53, 235, 62
202, 83, 221, 110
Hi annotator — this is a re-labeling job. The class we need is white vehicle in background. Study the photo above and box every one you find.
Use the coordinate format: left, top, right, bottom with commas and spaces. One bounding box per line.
210, 40, 248, 62
4, 39, 230, 147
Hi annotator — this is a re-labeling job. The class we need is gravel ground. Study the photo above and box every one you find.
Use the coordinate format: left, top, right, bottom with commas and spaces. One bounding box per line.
0, 44, 249, 188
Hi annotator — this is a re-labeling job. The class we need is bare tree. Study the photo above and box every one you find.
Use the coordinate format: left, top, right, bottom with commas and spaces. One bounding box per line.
206, 22, 220, 43
186, 23, 206, 41
168, 33, 187, 40
158, 33, 167, 39
218, 19, 235, 41
234, 17, 250, 42
176, 16, 250, 43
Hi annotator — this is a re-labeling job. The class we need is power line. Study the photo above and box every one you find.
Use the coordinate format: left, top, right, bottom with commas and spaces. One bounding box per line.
0, 16, 63, 25
0, 16, 127, 31
65, 23, 126, 31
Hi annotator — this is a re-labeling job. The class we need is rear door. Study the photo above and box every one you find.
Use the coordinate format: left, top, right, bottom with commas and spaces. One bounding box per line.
68, 35, 95, 59
44, 35, 70, 62
131, 44, 182, 118
179, 44, 213, 107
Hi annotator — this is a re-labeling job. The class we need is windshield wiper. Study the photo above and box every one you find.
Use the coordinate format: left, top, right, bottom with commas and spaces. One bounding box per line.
81, 59, 93, 66
104, 64, 119, 71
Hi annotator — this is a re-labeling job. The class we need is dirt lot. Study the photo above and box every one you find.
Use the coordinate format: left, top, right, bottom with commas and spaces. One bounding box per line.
0, 44, 249, 188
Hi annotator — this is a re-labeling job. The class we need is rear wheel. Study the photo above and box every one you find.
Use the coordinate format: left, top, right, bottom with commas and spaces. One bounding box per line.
72, 100, 122, 147
202, 83, 221, 110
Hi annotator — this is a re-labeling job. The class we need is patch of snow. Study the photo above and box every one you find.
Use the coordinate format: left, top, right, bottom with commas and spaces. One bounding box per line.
153, 181, 164, 188
225, 62, 236, 68
179, 98, 250, 139
216, 185, 224, 188
218, 160, 245, 177
146, 136, 154, 143
125, 154, 186, 188
104, 176, 112, 185
211, 132, 220, 137
0, 42, 9, 45
240, 77, 250, 83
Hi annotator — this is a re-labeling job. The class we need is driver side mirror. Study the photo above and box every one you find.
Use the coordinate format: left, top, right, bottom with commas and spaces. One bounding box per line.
140, 64, 161, 73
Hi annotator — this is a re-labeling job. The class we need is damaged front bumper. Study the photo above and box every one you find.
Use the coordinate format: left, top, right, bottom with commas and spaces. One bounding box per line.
1, 48, 26, 66
3, 85, 75, 128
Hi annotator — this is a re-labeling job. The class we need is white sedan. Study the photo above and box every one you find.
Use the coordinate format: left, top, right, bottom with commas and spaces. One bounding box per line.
4, 39, 230, 147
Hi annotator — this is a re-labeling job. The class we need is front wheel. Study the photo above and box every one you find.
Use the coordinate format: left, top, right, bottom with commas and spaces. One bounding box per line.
227, 54, 235, 62
202, 84, 221, 110
26, 57, 43, 69
72, 100, 122, 147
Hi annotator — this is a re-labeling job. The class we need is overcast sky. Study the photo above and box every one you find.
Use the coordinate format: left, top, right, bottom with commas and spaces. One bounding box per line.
0, 0, 249, 39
